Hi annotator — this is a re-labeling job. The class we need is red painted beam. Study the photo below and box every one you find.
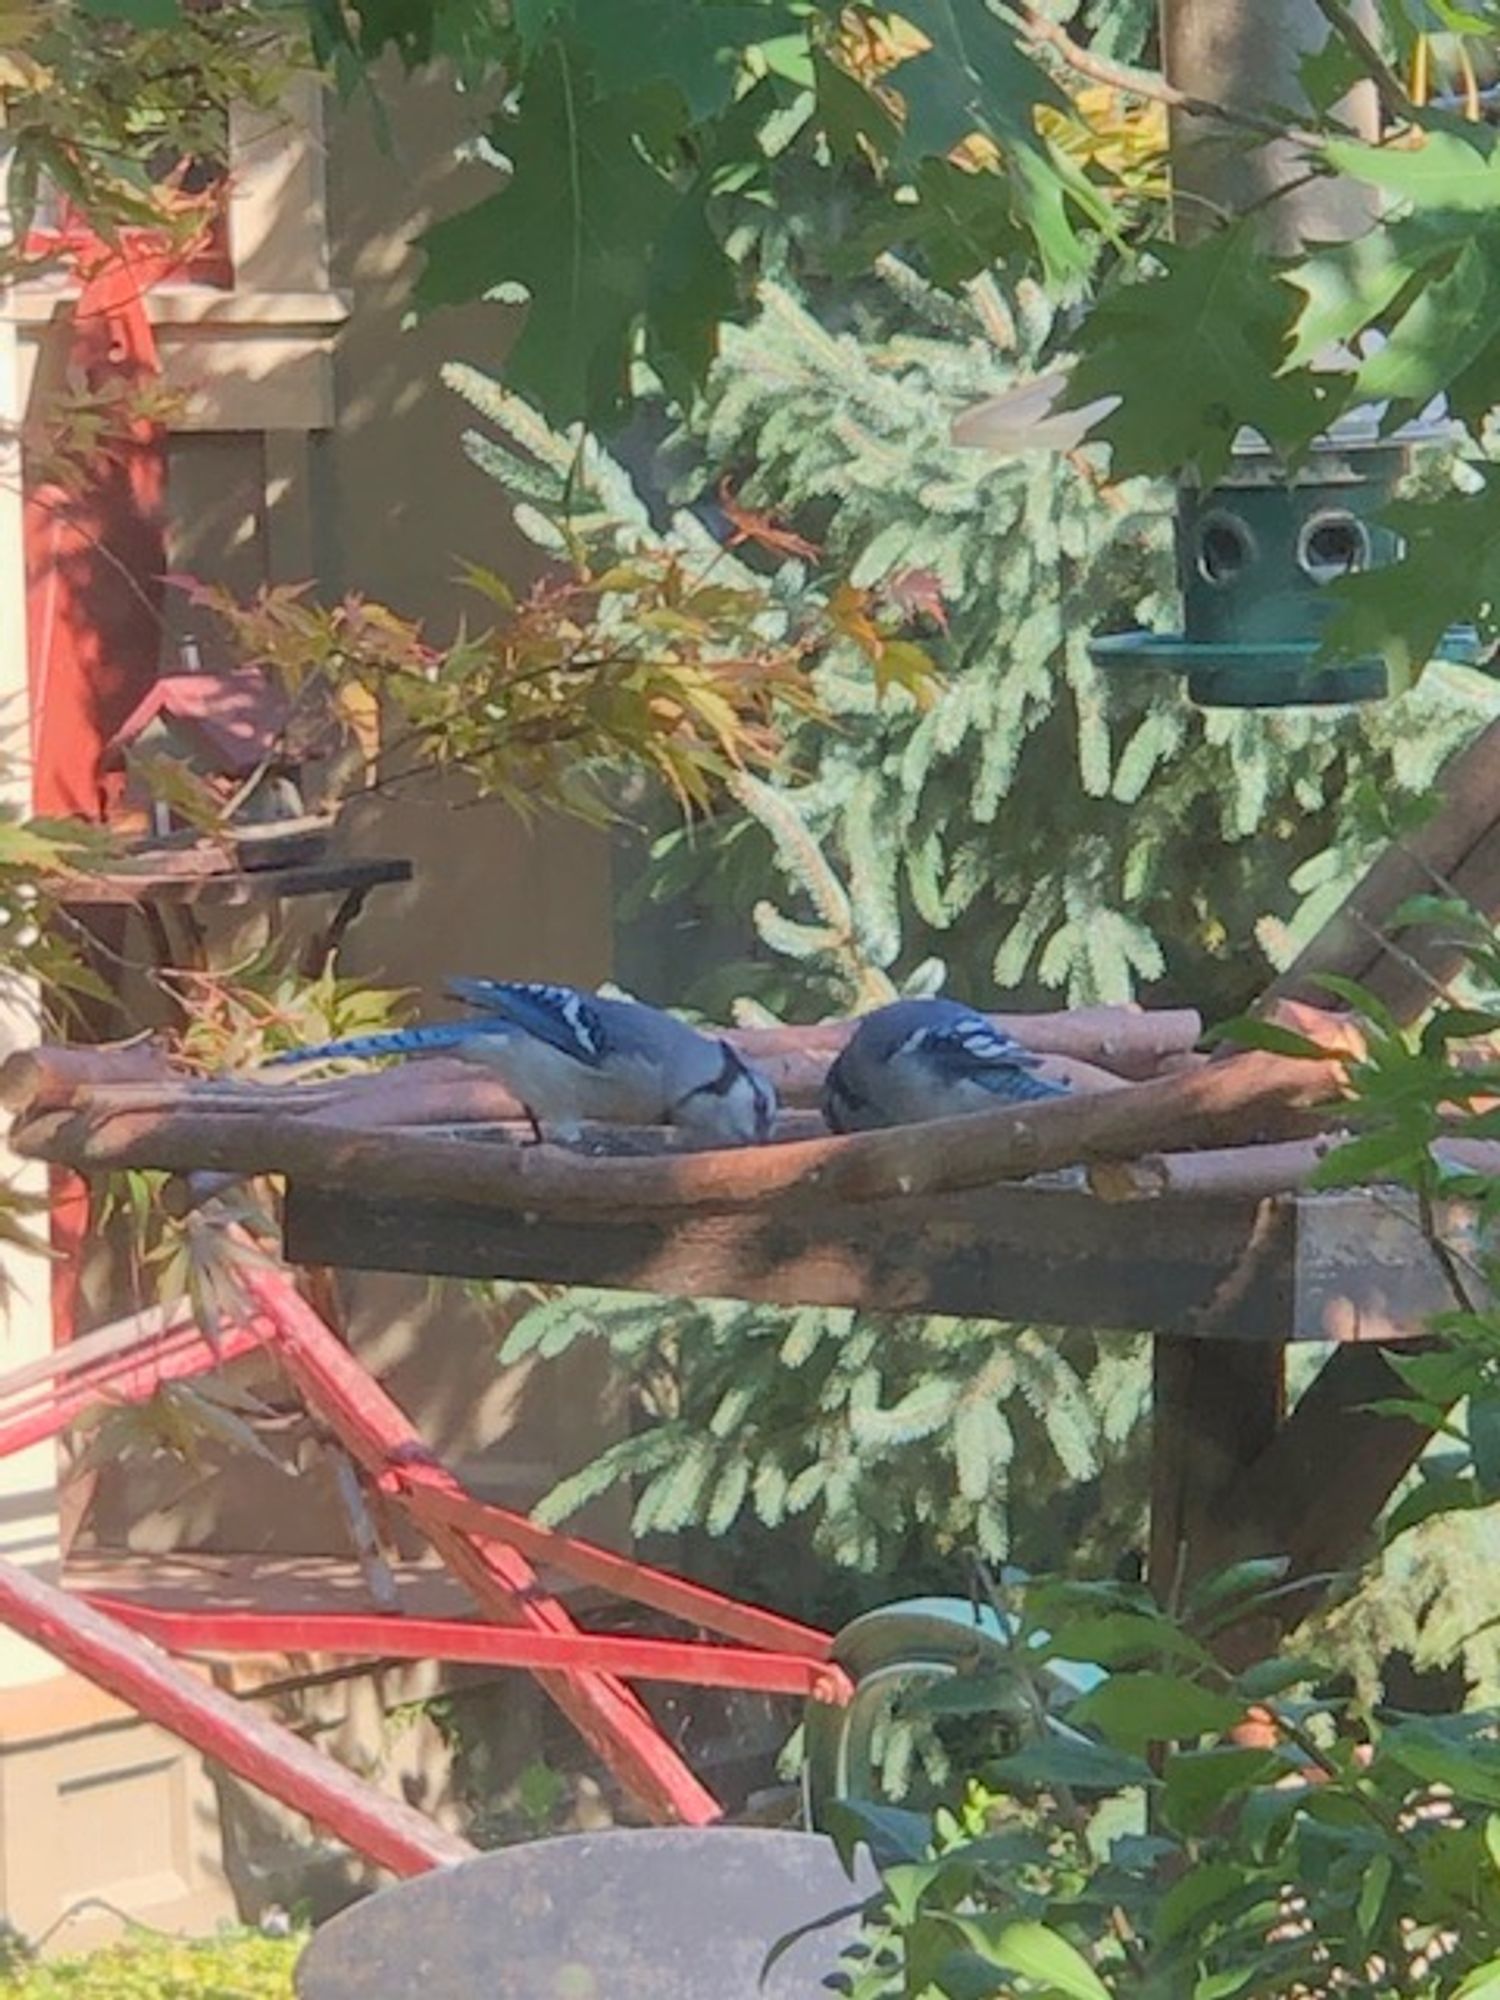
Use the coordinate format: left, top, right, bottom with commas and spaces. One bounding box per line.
0, 1556, 473, 1877
0, 1318, 266, 1460
390, 1482, 832, 1661
84, 1597, 853, 1703
244, 1262, 723, 1827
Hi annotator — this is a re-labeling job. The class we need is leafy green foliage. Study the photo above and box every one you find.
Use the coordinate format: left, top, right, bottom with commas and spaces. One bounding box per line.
644, 263, 1498, 1018
827, 1571, 1500, 1999
382, 0, 1140, 420
0, 0, 300, 275
0, 1926, 300, 1998
415, 41, 723, 420
1066, 225, 1334, 484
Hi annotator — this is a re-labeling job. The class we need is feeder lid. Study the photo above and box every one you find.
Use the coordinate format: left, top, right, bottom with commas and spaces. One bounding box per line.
1228, 393, 1459, 464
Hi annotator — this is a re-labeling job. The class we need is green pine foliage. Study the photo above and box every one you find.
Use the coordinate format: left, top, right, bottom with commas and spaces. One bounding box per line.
443, 284, 1496, 1610
650, 265, 1500, 1021
503, 1288, 1147, 1594
1308, 1502, 1500, 1711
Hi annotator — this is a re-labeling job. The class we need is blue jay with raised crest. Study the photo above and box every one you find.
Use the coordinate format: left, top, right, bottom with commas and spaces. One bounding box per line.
266, 978, 777, 1146
822, 997, 1068, 1134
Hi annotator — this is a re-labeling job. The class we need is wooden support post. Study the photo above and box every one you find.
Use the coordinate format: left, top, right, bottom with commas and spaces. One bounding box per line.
1153, 1340, 1446, 1662
1149, 1341, 1285, 1612
1222, 1342, 1442, 1614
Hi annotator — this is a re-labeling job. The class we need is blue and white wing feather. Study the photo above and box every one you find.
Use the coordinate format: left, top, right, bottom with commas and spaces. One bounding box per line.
899, 1017, 1064, 1100
264, 1022, 498, 1067
445, 978, 607, 1067
823, 997, 1068, 1132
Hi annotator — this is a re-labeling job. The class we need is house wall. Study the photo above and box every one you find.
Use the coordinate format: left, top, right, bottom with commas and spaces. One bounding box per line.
55, 62, 624, 1554
0, 224, 64, 1698
1, 67, 631, 1946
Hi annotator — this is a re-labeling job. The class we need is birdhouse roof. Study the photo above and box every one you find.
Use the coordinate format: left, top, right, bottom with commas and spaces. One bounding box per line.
103, 670, 292, 775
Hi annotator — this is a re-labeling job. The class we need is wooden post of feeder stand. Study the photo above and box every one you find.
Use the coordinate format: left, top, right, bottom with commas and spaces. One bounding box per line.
1147, 2, 1381, 1621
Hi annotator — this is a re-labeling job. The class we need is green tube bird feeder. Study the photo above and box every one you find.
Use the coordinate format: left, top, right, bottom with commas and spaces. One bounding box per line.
1090, 408, 1481, 708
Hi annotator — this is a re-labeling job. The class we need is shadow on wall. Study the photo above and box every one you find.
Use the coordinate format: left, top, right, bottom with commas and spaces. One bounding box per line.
65, 62, 630, 1651
321, 57, 541, 633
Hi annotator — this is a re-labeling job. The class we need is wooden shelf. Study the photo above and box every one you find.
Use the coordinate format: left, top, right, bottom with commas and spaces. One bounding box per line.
59, 855, 412, 909
283, 1175, 1465, 1344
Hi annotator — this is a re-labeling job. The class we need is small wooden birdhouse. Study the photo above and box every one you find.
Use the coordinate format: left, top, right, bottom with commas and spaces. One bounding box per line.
1092, 409, 1478, 707
104, 662, 306, 829
103, 635, 371, 857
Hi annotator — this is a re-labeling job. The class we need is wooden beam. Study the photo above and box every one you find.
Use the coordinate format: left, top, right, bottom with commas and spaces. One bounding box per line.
0, 1554, 474, 1877
1149, 1341, 1286, 1608
281, 1176, 1471, 1343
284, 1179, 1309, 1336
1265, 716, 1500, 1019
1223, 1340, 1442, 1582
1145, 1197, 1287, 1609
1149, 1340, 1447, 1662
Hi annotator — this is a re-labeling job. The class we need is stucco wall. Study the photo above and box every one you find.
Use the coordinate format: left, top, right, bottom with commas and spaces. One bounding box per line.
86, 65, 624, 1556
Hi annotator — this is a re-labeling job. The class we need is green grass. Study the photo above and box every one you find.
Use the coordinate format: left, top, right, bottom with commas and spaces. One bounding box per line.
0, 1929, 303, 1998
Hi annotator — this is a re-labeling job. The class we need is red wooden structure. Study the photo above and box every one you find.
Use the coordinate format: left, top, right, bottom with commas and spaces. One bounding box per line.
21, 213, 220, 1350
0, 1254, 851, 1867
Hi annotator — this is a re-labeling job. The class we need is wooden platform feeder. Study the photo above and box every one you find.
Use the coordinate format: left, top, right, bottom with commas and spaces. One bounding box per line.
10, 714, 1500, 1835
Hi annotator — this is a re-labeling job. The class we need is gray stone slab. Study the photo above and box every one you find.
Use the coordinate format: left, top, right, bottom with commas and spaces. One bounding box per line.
295, 1826, 879, 2000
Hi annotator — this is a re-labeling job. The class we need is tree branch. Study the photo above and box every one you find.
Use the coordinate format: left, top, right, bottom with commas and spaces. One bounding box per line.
1015, 8, 1308, 145
3, 1026, 1355, 1219
1308, 0, 1416, 125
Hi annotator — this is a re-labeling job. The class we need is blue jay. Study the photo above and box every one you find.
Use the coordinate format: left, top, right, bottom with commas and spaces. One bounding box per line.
822, 997, 1068, 1133
266, 978, 777, 1146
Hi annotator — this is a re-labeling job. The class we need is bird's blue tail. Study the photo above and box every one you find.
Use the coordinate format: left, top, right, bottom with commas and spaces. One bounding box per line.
263, 1022, 490, 1069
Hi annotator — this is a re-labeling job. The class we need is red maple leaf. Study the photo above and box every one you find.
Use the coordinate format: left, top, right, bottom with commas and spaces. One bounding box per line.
717, 478, 822, 562
880, 566, 949, 633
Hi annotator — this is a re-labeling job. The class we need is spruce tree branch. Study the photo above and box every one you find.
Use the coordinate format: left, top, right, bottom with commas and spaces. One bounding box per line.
1012, 8, 1308, 144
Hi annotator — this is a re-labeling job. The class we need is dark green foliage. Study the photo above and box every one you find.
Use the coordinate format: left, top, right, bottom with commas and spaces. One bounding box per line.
654, 264, 1500, 1021
1067, 223, 1335, 483
825, 1569, 1500, 1998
